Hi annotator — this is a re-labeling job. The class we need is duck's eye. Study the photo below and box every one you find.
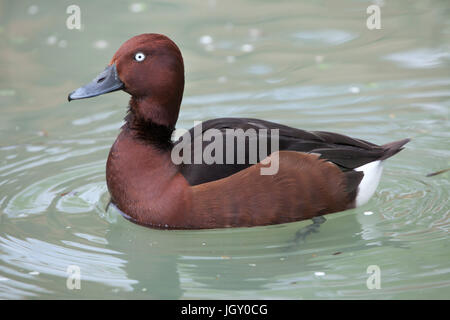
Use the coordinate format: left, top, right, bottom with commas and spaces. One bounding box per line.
134, 52, 146, 62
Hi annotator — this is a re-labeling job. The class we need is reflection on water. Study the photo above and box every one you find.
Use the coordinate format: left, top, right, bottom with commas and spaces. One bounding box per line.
0, 0, 449, 299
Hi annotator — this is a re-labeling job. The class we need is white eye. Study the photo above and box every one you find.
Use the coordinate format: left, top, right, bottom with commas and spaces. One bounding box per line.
134, 52, 146, 62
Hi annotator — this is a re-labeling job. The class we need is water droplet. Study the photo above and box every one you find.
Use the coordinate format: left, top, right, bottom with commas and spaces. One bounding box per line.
349, 86, 360, 94
129, 3, 146, 13
364, 211, 374, 216
199, 35, 213, 45
314, 271, 325, 276
241, 44, 254, 53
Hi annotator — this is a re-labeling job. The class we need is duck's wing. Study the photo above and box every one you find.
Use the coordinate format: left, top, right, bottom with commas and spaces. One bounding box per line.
186, 151, 356, 228
174, 117, 408, 186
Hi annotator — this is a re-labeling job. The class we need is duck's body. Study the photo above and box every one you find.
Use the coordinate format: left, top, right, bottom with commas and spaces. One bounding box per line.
69, 33, 409, 229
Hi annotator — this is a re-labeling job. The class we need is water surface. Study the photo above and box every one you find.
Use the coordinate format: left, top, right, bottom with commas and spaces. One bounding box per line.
0, 0, 449, 299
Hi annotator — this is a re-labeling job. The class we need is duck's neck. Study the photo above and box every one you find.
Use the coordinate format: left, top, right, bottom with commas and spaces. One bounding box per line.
106, 106, 190, 227
129, 93, 181, 126
124, 105, 175, 150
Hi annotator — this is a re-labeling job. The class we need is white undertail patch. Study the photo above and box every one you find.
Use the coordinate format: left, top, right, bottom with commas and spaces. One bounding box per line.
354, 160, 384, 207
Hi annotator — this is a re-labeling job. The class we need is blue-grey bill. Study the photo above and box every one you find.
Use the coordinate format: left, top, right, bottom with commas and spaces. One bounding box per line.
68, 64, 124, 101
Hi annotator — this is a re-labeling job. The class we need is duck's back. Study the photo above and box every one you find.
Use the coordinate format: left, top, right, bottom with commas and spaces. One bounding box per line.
175, 117, 398, 186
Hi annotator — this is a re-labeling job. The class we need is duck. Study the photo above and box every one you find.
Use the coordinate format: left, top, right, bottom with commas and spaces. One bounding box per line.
68, 33, 410, 229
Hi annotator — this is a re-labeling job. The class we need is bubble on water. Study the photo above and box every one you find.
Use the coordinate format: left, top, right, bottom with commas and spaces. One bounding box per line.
364, 211, 374, 216
129, 3, 146, 13
199, 35, 213, 45
27, 5, 39, 15
93, 40, 109, 50
28, 271, 40, 275
241, 44, 254, 53
349, 86, 360, 94
314, 271, 325, 276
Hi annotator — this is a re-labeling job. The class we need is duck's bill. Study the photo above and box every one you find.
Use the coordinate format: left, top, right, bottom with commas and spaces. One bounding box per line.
68, 64, 124, 101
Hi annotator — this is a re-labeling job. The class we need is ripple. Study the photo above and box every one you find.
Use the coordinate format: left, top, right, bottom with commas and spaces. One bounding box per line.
367, 171, 449, 245
384, 47, 450, 69
0, 234, 136, 299
4, 161, 106, 218
292, 29, 358, 46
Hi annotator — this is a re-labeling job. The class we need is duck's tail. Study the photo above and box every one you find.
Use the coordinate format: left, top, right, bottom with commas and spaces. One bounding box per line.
379, 138, 411, 160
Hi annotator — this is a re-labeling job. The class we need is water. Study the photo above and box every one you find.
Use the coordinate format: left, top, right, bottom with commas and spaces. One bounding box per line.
0, 0, 449, 299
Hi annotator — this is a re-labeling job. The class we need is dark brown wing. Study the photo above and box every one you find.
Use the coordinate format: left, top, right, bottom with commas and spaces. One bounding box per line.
174, 117, 408, 191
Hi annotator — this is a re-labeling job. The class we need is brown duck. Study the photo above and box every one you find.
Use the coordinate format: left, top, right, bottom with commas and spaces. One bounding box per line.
68, 33, 410, 229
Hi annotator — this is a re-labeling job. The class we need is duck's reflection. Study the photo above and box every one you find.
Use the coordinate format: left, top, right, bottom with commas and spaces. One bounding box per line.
103, 207, 409, 299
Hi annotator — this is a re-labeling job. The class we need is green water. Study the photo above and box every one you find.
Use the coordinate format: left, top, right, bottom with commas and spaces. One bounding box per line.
0, 0, 449, 299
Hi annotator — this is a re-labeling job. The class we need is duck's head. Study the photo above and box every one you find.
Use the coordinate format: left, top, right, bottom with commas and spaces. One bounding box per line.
69, 33, 185, 126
